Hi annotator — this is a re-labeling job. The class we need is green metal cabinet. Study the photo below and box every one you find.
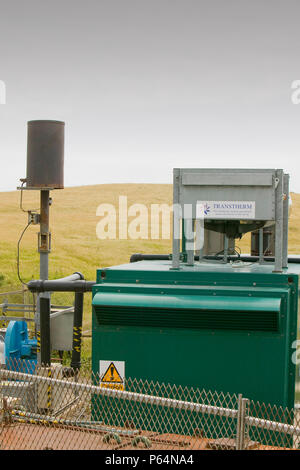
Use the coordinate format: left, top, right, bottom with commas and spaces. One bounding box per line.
92, 260, 299, 409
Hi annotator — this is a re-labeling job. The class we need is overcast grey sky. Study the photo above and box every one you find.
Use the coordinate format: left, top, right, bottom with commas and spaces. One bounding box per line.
0, 0, 300, 191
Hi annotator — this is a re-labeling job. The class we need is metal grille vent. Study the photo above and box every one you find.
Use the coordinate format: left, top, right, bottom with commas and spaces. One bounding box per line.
94, 306, 279, 332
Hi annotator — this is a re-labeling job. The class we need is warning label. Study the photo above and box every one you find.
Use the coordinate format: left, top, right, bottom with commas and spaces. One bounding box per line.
99, 360, 125, 391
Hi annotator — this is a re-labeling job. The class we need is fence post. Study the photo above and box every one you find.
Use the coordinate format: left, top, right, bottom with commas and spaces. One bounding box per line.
240, 398, 248, 450
236, 394, 243, 450
236, 395, 250, 450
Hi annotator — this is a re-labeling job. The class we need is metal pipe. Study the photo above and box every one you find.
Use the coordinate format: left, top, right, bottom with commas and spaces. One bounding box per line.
11, 409, 139, 435
172, 168, 181, 269
53, 272, 84, 282
130, 254, 170, 263
52, 396, 80, 417
39, 190, 50, 290
39, 190, 50, 256
27, 273, 91, 371
274, 170, 284, 272
39, 297, 51, 366
70, 292, 84, 371
282, 174, 290, 268
246, 415, 299, 436
36, 190, 51, 365
236, 394, 243, 450
259, 228, 264, 263
28, 279, 95, 293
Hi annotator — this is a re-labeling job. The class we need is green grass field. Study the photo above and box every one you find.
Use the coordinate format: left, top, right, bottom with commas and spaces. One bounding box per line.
0, 184, 172, 334
1, 184, 300, 362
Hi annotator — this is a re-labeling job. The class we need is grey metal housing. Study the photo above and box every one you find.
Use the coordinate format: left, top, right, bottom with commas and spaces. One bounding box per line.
26, 120, 65, 189
172, 168, 289, 272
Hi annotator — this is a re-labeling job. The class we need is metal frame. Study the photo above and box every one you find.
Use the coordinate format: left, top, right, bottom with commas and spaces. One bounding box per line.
172, 168, 289, 272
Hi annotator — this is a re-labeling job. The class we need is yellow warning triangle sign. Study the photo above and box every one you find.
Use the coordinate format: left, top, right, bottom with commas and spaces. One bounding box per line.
102, 362, 123, 383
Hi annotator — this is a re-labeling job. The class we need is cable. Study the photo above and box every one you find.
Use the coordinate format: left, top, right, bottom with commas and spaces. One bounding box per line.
213, 247, 241, 261
19, 181, 39, 214
230, 260, 256, 268
17, 221, 32, 286
17, 219, 37, 322
19, 181, 27, 213
19, 185, 39, 316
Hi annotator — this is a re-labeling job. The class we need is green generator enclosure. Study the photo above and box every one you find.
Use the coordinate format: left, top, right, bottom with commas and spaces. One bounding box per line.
92, 259, 299, 409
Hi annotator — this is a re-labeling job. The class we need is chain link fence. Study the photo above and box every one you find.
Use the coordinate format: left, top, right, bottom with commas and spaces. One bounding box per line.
1, 287, 300, 450
1, 363, 300, 450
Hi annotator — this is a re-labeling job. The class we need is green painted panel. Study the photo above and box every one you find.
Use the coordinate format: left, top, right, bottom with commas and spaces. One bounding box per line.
92, 260, 298, 415
93, 292, 281, 312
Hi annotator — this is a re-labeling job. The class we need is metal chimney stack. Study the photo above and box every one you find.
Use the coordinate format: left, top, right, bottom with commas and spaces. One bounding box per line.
26, 120, 65, 189
19, 120, 65, 365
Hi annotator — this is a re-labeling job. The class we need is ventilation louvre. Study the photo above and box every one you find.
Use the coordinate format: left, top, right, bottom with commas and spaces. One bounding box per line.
94, 305, 279, 332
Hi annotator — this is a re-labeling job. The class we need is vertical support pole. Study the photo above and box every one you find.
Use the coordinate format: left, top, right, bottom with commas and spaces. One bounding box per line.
39, 297, 51, 366
186, 218, 195, 266
36, 190, 51, 364
71, 292, 84, 371
236, 395, 249, 450
39, 190, 51, 281
239, 398, 249, 450
259, 228, 264, 263
236, 393, 243, 450
224, 234, 228, 263
282, 174, 290, 268
47, 367, 52, 411
274, 170, 284, 273
181, 219, 186, 256
36, 330, 41, 357
172, 169, 181, 269
38, 191, 51, 368
195, 218, 204, 261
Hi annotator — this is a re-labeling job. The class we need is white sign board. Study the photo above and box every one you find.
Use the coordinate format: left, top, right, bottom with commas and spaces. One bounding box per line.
196, 201, 256, 220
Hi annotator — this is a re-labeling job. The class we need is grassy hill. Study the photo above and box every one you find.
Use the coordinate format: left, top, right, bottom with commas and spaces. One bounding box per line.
1, 183, 300, 335
0, 184, 173, 336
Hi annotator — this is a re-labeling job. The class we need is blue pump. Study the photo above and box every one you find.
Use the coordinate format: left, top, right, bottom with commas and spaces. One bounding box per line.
5, 321, 37, 374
